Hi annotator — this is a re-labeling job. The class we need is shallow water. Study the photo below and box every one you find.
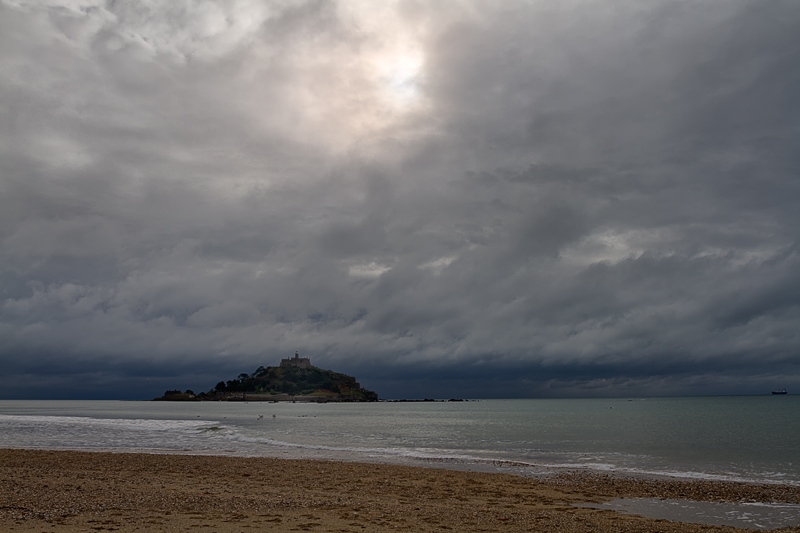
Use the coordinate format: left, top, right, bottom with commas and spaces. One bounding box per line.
578, 498, 800, 530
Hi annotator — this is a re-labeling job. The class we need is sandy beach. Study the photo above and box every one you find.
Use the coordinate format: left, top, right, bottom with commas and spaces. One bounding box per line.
2, 449, 800, 532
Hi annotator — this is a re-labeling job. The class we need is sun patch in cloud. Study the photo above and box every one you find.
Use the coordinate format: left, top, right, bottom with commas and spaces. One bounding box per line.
348, 262, 391, 279
419, 256, 456, 275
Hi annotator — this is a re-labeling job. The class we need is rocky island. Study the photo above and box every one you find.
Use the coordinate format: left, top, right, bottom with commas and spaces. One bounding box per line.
155, 353, 378, 402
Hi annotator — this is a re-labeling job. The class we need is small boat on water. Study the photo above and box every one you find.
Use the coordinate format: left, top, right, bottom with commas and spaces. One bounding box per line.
772, 389, 787, 395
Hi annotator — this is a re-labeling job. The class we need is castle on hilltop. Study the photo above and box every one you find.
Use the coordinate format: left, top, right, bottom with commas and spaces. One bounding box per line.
280, 352, 311, 369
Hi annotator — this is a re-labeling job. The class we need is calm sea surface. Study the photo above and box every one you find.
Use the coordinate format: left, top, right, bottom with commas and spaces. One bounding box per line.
1, 396, 798, 485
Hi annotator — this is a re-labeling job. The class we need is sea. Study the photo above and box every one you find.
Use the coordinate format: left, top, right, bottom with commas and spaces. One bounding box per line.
1, 395, 797, 485
3, 396, 799, 529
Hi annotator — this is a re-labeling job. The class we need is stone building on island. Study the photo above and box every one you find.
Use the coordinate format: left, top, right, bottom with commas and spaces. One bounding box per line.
280, 352, 312, 369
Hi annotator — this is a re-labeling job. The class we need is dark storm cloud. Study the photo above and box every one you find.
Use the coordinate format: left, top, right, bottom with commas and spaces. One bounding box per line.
1, 0, 799, 398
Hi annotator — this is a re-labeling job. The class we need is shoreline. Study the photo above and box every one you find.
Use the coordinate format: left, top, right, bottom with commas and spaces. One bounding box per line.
2, 449, 800, 532
4, 440, 797, 490
3, 397, 797, 491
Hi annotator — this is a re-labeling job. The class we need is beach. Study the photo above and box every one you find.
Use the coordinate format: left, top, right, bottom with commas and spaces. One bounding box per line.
2, 449, 800, 532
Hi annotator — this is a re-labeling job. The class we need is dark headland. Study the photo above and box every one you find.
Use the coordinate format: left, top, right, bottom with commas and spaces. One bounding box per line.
154, 353, 378, 402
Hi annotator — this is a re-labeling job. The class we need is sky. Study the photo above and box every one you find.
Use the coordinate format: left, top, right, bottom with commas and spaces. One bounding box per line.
1, 0, 799, 400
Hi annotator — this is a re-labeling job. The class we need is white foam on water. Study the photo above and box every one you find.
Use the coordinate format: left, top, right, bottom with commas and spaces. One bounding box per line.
0, 414, 215, 431
0, 413, 227, 453
209, 429, 495, 463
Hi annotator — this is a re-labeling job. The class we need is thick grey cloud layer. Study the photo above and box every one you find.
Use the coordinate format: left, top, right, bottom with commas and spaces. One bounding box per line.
1, 0, 799, 399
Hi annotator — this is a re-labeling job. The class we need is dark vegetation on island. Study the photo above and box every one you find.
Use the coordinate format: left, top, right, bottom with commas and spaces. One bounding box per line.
155, 363, 379, 402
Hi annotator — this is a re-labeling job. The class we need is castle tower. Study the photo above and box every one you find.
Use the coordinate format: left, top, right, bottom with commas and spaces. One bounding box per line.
280, 351, 311, 369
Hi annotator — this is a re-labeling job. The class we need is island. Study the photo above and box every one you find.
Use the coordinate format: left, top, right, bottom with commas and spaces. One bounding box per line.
154, 353, 379, 402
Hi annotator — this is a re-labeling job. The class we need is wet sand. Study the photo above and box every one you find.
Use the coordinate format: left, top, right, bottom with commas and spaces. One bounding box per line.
1, 449, 799, 532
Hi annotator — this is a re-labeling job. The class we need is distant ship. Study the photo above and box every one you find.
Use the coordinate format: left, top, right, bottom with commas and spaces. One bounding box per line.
772, 389, 787, 395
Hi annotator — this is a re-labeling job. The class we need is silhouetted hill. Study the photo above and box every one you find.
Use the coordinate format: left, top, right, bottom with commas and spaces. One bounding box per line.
213, 364, 377, 400
155, 355, 379, 402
